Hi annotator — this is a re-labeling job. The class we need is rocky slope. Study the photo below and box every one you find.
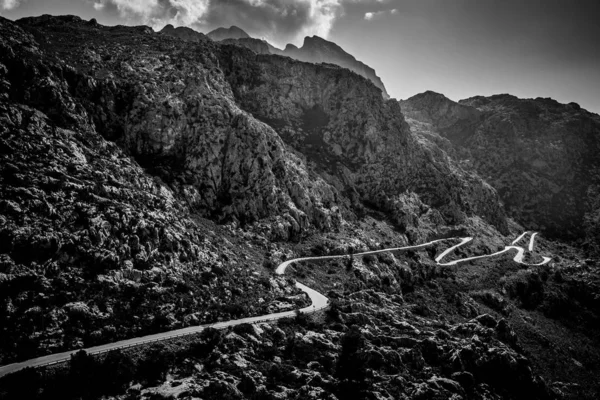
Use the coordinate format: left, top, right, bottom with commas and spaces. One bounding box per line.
5, 227, 600, 399
81, 16, 508, 240
217, 46, 508, 239
160, 24, 206, 42
0, 15, 320, 363
401, 92, 600, 248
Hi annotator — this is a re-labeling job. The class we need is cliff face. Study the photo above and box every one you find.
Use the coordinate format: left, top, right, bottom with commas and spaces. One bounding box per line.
104, 18, 507, 239
18, 16, 343, 238
401, 92, 600, 244
217, 47, 508, 237
278, 35, 390, 99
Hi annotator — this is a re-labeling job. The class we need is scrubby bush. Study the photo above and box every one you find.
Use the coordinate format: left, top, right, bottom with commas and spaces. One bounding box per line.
188, 327, 222, 357
233, 323, 255, 336
136, 344, 175, 385
471, 290, 511, 315
363, 254, 377, 264
502, 269, 544, 309
336, 326, 370, 399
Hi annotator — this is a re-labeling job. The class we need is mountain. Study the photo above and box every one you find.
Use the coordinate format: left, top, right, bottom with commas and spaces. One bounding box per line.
0, 13, 509, 363
220, 37, 273, 54
279, 35, 390, 99
207, 25, 250, 41
163, 24, 390, 100
217, 46, 508, 238
1, 14, 600, 400
401, 92, 600, 248
160, 24, 207, 42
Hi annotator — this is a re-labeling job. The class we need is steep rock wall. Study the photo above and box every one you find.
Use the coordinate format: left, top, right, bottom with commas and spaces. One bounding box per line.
217, 46, 509, 237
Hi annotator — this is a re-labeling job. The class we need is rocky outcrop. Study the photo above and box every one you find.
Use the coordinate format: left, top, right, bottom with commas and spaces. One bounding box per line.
278, 35, 390, 99
401, 92, 600, 243
159, 24, 207, 42
207, 25, 250, 41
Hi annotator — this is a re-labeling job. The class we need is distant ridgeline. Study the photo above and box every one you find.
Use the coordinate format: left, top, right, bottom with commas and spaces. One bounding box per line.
161, 25, 390, 100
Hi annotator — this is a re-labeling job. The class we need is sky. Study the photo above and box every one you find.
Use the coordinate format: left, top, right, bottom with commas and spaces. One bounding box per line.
1, 0, 599, 114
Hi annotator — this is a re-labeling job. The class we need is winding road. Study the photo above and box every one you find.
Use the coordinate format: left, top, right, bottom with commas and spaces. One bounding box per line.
0, 231, 550, 378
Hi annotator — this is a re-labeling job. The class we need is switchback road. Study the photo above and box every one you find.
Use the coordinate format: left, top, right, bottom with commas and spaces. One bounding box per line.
0, 231, 549, 378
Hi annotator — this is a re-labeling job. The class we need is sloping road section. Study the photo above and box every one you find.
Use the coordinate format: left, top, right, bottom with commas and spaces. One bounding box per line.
0, 231, 549, 378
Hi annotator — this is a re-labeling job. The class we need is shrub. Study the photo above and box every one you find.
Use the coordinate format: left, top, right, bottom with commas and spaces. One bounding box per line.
346, 256, 354, 272
336, 326, 370, 398
503, 269, 544, 309
98, 350, 136, 395
233, 322, 255, 336
263, 257, 276, 271
471, 290, 511, 315
363, 254, 377, 264
136, 344, 175, 385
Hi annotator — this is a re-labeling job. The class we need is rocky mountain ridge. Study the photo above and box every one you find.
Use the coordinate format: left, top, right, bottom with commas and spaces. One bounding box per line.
217, 45, 509, 239
162, 24, 391, 99
207, 25, 250, 41
276, 35, 390, 99
401, 91, 600, 249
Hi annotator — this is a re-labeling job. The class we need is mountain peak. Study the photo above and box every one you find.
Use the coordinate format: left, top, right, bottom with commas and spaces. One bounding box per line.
160, 24, 206, 42
302, 35, 344, 52
207, 26, 250, 41
414, 90, 449, 100
282, 36, 389, 99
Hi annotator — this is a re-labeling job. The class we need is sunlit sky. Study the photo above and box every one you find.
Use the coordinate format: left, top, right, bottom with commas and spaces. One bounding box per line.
1, 0, 599, 113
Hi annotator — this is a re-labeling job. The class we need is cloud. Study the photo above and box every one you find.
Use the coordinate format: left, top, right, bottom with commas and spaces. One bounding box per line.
364, 7, 396, 21
90, 0, 344, 47
91, 0, 210, 27
1, 0, 22, 10
201, 0, 341, 46
89, 0, 398, 46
